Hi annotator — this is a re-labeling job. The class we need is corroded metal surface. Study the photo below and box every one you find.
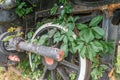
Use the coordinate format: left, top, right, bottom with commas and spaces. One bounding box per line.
9, 37, 64, 61
0, 9, 17, 23
73, 3, 120, 14
35, 2, 120, 21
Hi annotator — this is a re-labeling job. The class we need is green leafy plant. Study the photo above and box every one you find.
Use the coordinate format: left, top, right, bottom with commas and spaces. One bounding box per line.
15, 0, 33, 17
50, 0, 114, 80
18, 0, 114, 80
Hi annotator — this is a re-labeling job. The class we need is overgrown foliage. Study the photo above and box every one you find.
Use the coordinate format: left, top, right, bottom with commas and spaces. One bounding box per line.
50, 0, 114, 80
15, 0, 33, 17
16, 0, 114, 80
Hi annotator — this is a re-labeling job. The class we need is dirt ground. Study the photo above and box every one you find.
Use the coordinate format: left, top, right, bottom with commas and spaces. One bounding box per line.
0, 66, 30, 80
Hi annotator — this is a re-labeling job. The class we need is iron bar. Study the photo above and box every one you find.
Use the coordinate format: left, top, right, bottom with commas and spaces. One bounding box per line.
9, 37, 64, 61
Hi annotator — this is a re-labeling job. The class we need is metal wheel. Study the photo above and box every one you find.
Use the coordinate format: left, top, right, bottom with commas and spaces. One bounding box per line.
30, 23, 91, 80
0, 32, 17, 55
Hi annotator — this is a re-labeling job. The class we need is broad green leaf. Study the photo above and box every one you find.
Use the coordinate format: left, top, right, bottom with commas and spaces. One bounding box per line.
91, 68, 99, 80
79, 29, 94, 43
68, 36, 74, 42
54, 37, 61, 43
63, 36, 68, 44
89, 29, 95, 40
93, 41, 103, 51
66, 30, 74, 41
61, 9, 65, 16
61, 44, 68, 57
70, 72, 76, 80
92, 27, 104, 37
76, 42, 84, 50
74, 16, 80, 22
59, 35, 65, 41
59, 0, 67, 4
66, 30, 74, 36
106, 41, 114, 53
100, 64, 108, 70
32, 38, 38, 44
90, 42, 99, 53
67, 23, 75, 30
48, 29, 57, 38
92, 30, 103, 39
70, 42, 77, 54
68, 16, 74, 22
61, 30, 66, 35
27, 31, 34, 39
79, 46, 87, 58
54, 32, 61, 43
18, 2, 26, 9
77, 23, 87, 30
89, 15, 103, 27
79, 28, 87, 35
25, 7, 33, 14
50, 4, 58, 15
65, 5, 72, 13
38, 35, 48, 45
68, 16, 79, 23
91, 59, 100, 68
100, 41, 109, 53
65, 30, 74, 41
87, 45, 96, 61
16, 8, 25, 17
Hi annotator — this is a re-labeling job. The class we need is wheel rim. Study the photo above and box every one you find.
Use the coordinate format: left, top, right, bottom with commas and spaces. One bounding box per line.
30, 23, 90, 80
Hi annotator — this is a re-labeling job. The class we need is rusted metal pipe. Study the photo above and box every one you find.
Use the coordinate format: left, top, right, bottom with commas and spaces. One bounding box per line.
9, 37, 64, 62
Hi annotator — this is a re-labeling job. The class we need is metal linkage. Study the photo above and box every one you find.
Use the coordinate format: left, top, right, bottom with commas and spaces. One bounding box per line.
9, 37, 64, 62
35, 2, 120, 21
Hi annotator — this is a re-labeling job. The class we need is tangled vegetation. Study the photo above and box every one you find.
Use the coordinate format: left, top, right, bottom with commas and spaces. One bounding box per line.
15, 0, 114, 80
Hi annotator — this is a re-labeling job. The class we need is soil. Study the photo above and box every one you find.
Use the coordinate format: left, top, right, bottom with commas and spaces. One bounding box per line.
0, 67, 30, 80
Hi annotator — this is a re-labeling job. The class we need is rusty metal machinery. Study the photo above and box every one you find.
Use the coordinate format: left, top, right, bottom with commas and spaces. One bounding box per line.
35, 0, 120, 20
27, 23, 91, 80
0, 32, 64, 62
0, 0, 119, 80
0, 23, 91, 80
33, 1, 120, 80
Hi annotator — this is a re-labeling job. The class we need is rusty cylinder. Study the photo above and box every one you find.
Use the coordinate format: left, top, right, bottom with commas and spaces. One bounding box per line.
17, 41, 64, 62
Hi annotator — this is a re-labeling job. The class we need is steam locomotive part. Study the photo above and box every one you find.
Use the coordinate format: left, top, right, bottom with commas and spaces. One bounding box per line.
0, 53, 8, 66
0, 9, 17, 23
0, 32, 17, 55
30, 23, 91, 80
35, 1, 120, 21
0, 0, 119, 80
11, 38, 64, 61
0, 32, 64, 62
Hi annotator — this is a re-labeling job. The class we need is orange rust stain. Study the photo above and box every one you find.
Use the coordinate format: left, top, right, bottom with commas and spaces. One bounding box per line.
100, 3, 120, 11
44, 57, 54, 65
108, 3, 120, 11
99, 3, 120, 17
57, 50, 64, 61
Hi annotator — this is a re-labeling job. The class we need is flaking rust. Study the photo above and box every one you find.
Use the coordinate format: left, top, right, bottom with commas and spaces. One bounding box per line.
73, 3, 120, 14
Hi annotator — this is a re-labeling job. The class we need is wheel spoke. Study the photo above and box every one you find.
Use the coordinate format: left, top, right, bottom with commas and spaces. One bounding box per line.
51, 70, 57, 80
57, 67, 69, 80
60, 60, 79, 71
39, 67, 48, 80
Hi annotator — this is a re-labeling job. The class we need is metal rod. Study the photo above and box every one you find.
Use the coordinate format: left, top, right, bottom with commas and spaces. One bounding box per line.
19, 41, 64, 61
9, 37, 64, 61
